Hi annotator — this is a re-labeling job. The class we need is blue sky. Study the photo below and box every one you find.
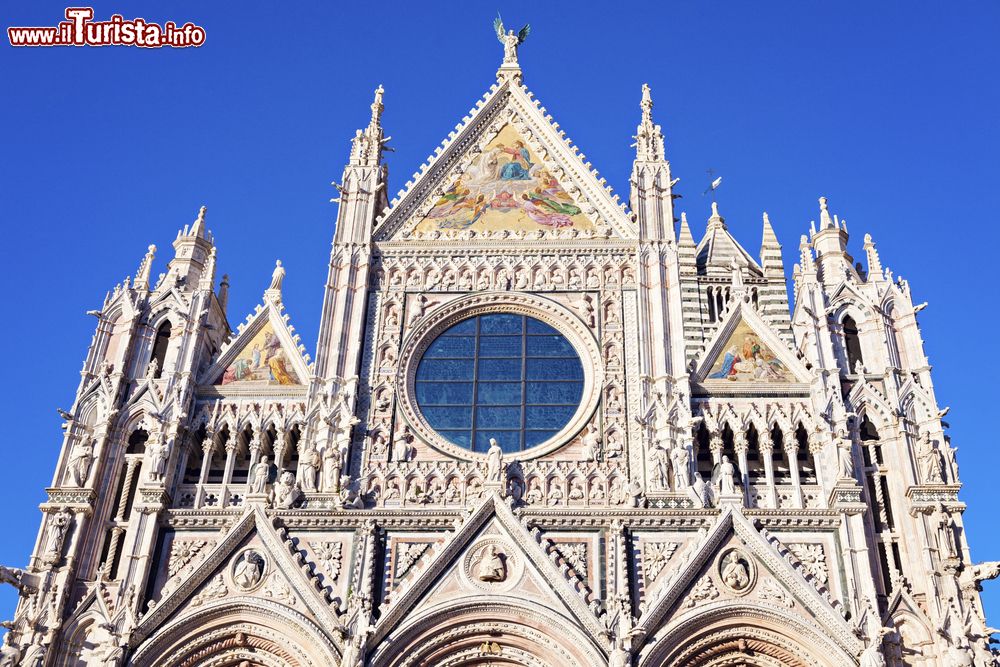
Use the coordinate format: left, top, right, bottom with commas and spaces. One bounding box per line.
2, 0, 998, 627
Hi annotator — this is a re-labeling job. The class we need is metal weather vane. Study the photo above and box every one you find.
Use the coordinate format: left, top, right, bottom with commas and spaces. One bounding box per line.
494, 14, 530, 67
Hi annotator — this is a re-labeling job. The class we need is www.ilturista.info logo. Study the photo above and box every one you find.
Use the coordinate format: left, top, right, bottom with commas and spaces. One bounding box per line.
8, 8, 205, 48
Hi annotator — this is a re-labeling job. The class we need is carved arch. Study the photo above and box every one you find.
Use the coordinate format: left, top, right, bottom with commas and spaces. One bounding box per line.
129, 598, 341, 667
638, 601, 856, 667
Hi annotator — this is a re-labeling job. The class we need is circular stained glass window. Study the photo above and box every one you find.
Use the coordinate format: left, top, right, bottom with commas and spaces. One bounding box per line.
414, 313, 584, 454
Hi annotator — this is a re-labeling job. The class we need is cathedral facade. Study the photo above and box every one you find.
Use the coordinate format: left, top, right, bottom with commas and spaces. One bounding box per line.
1, 35, 995, 667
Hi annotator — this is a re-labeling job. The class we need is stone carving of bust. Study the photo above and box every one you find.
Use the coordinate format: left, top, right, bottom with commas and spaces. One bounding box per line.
476, 544, 507, 582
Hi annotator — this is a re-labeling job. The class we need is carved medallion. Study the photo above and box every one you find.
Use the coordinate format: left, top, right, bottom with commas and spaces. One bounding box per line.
231, 549, 267, 592
716, 547, 755, 596
462, 537, 522, 592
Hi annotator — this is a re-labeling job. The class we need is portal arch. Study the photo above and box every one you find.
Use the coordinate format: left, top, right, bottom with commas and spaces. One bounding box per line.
129, 597, 341, 667
370, 596, 606, 667
639, 602, 857, 667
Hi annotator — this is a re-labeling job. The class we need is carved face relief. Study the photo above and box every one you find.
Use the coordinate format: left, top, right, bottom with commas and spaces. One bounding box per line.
231, 549, 267, 592
717, 547, 755, 595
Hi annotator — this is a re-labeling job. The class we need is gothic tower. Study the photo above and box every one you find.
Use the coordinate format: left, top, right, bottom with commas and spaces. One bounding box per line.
0, 28, 995, 667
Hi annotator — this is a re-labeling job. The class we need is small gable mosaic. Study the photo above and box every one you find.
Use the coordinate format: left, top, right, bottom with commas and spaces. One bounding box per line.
414, 124, 594, 234
707, 320, 792, 383
218, 321, 300, 386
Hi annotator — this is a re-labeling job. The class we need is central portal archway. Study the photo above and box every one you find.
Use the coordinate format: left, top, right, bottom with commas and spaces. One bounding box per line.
370, 598, 605, 667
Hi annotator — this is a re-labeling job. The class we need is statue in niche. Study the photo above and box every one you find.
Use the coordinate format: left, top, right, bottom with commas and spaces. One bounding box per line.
651, 446, 671, 490
67, 439, 95, 487
580, 426, 600, 462
250, 456, 271, 494
671, 444, 691, 489
298, 444, 320, 492
392, 428, 413, 463
605, 430, 623, 458
715, 455, 737, 496
273, 472, 302, 509
42, 510, 71, 564
146, 438, 168, 483
323, 446, 343, 492
918, 431, 945, 484
934, 504, 958, 559
836, 430, 855, 480
476, 544, 507, 582
485, 438, 505, 483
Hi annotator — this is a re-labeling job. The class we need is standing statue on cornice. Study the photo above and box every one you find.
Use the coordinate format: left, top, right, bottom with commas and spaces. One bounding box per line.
494, 16, 530, 66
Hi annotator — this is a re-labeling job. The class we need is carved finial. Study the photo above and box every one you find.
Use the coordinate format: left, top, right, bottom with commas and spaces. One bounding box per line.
819, 196, 836, 230
218, 273, 230, 312
634, 83, 665, 162
351, 85, 389, 167
134, 244, 157, 291
369, 84, 384, 133
191, 205, 207, 238
862, 233, 883, 280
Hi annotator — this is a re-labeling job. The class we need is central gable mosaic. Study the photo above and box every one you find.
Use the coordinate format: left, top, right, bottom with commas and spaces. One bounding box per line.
413, 124, 595, 234
217, 321, 301, 387
707, 320, 792, 383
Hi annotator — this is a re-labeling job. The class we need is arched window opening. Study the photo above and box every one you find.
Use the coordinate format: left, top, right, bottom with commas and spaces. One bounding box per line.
695, 422, 714, 481
706, 287, 717, 323
150, 321, 172, 379
751, 287, 759, 310
792, 424, 817, 484
182, 426, 206, 484
127, 429, 148, 455
716, 289, 725, 318
771, 426, 791, 483
230, 426, 253, 484
746, 424, 764, 480
285, 425, 302, 475
883, 303, 901, 368
207, 427, 229, 484
842, 315, 863, 373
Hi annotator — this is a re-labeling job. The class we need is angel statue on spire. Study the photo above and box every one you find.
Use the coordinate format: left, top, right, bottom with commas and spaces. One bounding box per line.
494, 15, 530, 66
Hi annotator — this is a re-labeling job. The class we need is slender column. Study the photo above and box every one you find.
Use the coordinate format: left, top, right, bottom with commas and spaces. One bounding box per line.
761, 442, 777, 509
734, 432, 750, 505
220, 439, 237, 506
195, 431, 215, 509
785, 440, 803, 508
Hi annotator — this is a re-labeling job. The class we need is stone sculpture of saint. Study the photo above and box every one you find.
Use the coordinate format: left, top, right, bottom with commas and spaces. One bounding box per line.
477, 544, 506, 582
836, 430, 855, 480
485, 438, 504, 483
43, 510, 71, 563
298, 444, 320, 492
323, 446, 343, 492
146, 440, 168, 483
493, 17, 530, 66
250, 456, 271, 494
918, 432, 945, 484
671, 444, 691, 489
67, 439, 95, 487
719, 456, 737, 495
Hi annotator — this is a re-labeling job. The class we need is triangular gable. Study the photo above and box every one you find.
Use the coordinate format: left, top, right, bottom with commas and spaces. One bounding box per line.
827, 280, 873, 312
131, 504, 340, 647
695, 303, 811, 385
373, 79, 635, 242
199, 299, 310, 389
370, 492, 607, 649
634, 507, 861, 657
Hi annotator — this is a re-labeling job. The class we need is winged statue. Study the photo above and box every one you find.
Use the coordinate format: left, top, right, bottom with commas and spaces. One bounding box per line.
494, 16, 530, 66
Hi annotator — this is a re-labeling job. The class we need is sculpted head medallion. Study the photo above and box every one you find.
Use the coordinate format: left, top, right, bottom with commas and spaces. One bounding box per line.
717, 547, 755, 596
231, 549, 267, 592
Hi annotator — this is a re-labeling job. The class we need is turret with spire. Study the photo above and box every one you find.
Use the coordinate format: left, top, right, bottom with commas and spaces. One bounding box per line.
630, 84, 675, 242
810, 196, 854, 286
166, 205, 216, 290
